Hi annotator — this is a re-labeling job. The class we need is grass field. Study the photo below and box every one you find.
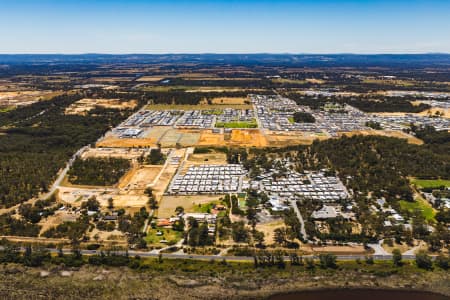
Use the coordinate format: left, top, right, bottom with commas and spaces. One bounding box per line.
399, 199, 436, 222
410, 178, 450, 189
145, 228, 183, 245
192, 201, 220, 213
215, 120, 258, 128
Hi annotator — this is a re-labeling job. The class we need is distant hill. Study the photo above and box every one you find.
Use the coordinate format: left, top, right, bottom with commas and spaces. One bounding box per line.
0, 53, 449, 67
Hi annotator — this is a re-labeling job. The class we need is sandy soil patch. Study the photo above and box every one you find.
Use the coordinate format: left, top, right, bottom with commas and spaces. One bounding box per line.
65, 98, 137, 115
96, 137, 157, 148
266, 132, 328, 146
198, 129, 267, 147
118, 165, 163, 190
81, 148, 148, 160
0, 90, 59, 107
157, 195, 223, 218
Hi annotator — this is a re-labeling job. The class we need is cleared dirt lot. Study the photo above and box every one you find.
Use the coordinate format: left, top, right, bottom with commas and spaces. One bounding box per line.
65, 98, 137, 115
180, 151, 228, 174
81, 147, 148, 160
157, 195, 222, 218
266, 132, 328, 146
97, 137, 157, 148
198, 129, 267, 147
0, 90, 60, 107
118, 165, 163, 190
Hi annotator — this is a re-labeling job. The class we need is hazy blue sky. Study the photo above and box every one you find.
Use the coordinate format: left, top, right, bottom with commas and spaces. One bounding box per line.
0, 0, 449, 54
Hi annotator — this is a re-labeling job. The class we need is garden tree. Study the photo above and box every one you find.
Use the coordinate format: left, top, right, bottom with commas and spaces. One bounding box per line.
435, 254, 449, 270
231, 221, 250, 243
147, 147, 166, 165
283, 209, 303, 241
18, 203, 42, 224
230, 194, 244, 215
186, 217, 213, 246
392, 248, 403, 266
246, 194, 259, 231
145, 187, 158, 209
81, 196, 100, 211
0, 213, 41, 237
415, 251, 433, 270
292, 111, 315, 123
365, 121, 382, 130
273, 227, 295, 246
68, 157, 131, 186
226, 148, 248, 164
117, 207, 149, 244
175, 206, 184, 215
318, 253, 337, 269
107, 198, 114, 210
172, 218, 185, 232
253, 230, 265, 247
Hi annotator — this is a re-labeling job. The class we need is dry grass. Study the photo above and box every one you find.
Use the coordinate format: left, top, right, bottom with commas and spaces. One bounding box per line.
266, 132, 328, 146
157, 195, 222, 218
210, 97, 248, 105
255, 220, 285, 245
118, 166, 163, 190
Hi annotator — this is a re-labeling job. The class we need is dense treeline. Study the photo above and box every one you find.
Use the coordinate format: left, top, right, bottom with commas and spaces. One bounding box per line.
68, 157, 130, 186
293, 112, 315, 123
286, 93, 431, 113
0, 93, 135, 208
305, 136, 449, 199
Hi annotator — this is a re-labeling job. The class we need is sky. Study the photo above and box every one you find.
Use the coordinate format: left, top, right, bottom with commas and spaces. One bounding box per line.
0, 0, 449, 54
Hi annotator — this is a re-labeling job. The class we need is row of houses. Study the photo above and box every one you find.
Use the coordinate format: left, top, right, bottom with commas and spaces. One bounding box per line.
252, 170, 348, 202
168, 164, 246, 195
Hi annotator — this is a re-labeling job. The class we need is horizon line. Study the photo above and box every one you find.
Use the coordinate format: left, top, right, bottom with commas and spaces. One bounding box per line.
1, 52, 450, 56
